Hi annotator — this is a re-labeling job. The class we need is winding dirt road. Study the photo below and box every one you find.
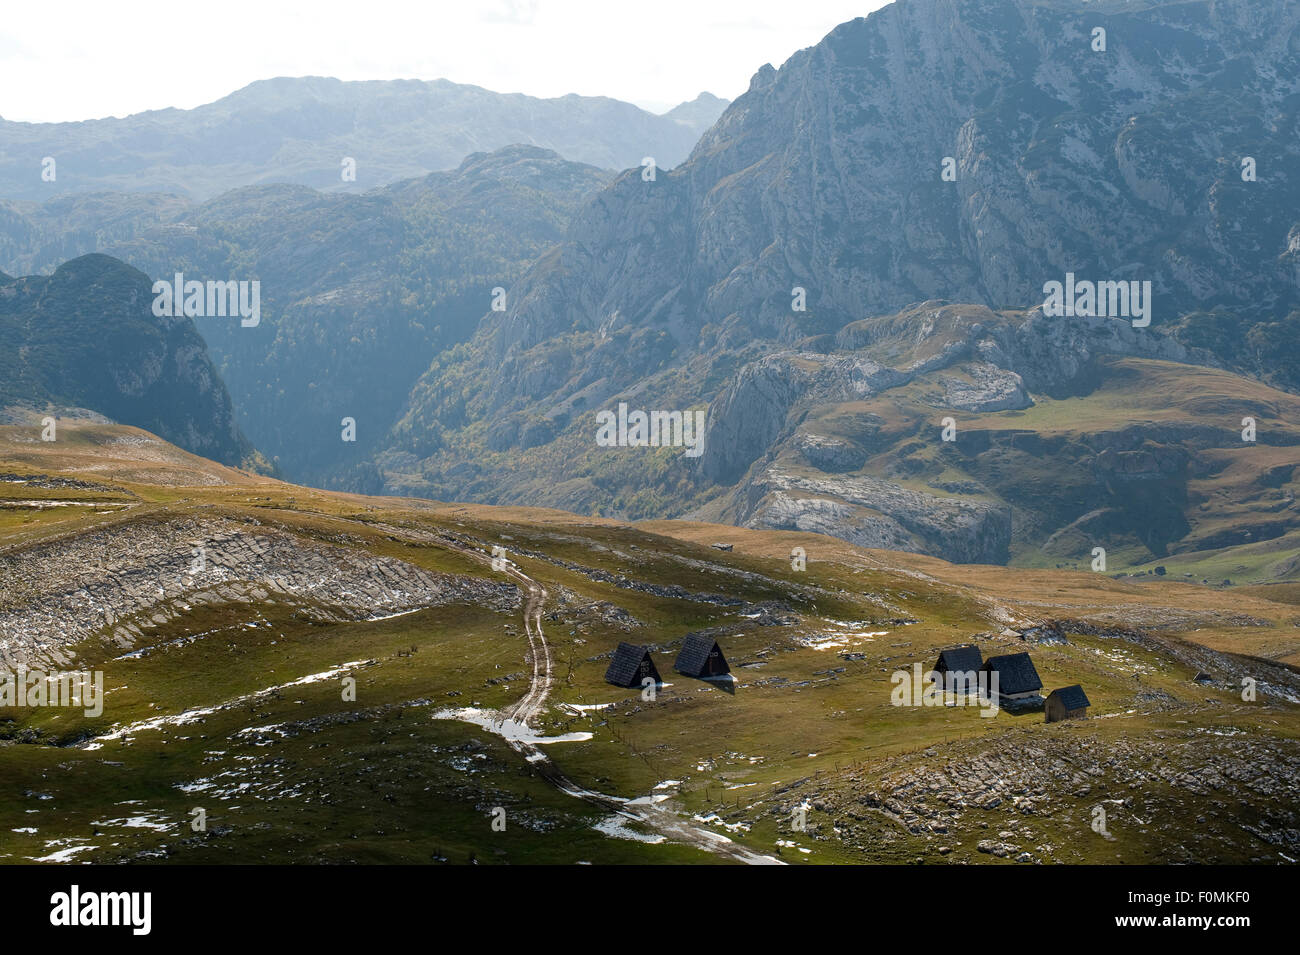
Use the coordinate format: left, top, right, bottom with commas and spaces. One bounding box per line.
497, 560, 552, 727
307, 517, 781, 863
437, 535, 783, 865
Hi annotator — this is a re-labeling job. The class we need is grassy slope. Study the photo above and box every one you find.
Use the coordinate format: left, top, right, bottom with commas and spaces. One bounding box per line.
1, 421, 1297, 865
774, 355, 1300, 584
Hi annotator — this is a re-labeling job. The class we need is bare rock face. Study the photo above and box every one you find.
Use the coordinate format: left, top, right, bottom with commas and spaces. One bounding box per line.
740, 470, 1012, 565
374, 0, 1299, 568
0, 255, 252, 466
477, 0, 1296, 392
796, 433, 868, 473
942, 363, 1030, 413
702, 351, 907, 485
0, 516, 518, 669
988, 307, 1199, 395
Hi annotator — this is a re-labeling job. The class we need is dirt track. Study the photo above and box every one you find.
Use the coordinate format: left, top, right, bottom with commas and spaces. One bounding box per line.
422, 528, 784, 864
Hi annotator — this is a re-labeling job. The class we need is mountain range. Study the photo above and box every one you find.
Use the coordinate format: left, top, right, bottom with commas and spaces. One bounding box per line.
377, 0, 1300, 576
2, 0, 1298, 582
0, 77, 728, 201
0, 145, 613, 488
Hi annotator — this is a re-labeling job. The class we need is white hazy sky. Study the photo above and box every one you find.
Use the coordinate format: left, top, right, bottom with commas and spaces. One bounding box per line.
0, 0, 891, 123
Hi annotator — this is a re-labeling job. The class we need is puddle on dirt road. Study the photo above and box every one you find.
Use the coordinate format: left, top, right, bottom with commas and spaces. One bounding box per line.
432, 706, 593, 745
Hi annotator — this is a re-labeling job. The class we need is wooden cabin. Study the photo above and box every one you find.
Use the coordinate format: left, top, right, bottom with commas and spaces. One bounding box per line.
604, 642, 661, 689
674, 633, 730, 678
931, 644, 983, 693
981, 652, 1043, 704
1045, 684, 1090, 722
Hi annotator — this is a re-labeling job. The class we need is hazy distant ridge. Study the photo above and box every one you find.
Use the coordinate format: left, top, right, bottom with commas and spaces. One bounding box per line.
0, 77, 729, 200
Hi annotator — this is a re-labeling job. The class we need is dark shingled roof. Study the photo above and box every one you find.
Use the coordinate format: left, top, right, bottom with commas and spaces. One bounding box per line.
604, 642, 660, 688
1048, 684, 1090, 710
934, 644, 983, 674
982, 652, 1043, 695
674, 632, 729, 677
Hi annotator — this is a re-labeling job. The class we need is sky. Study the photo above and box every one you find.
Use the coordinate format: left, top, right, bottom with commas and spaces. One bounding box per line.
0, 0, 890, 123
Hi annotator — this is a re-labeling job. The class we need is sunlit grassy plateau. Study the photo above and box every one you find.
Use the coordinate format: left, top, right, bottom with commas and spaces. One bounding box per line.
1, 421, 1298, 865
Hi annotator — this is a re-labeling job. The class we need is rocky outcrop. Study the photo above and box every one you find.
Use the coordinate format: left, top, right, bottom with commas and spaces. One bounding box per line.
796, 433, 867, 473
942, 363, 1030, 413
702, 351, 908, 484
739, 469, 1011, 564
0, 516, 518, 669
0, 255, 253, 466
831, 730, 1300, 863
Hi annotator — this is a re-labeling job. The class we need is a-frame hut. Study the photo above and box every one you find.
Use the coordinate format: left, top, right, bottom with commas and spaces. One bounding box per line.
674, 633, 730, 678
604, 642, 661, 688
